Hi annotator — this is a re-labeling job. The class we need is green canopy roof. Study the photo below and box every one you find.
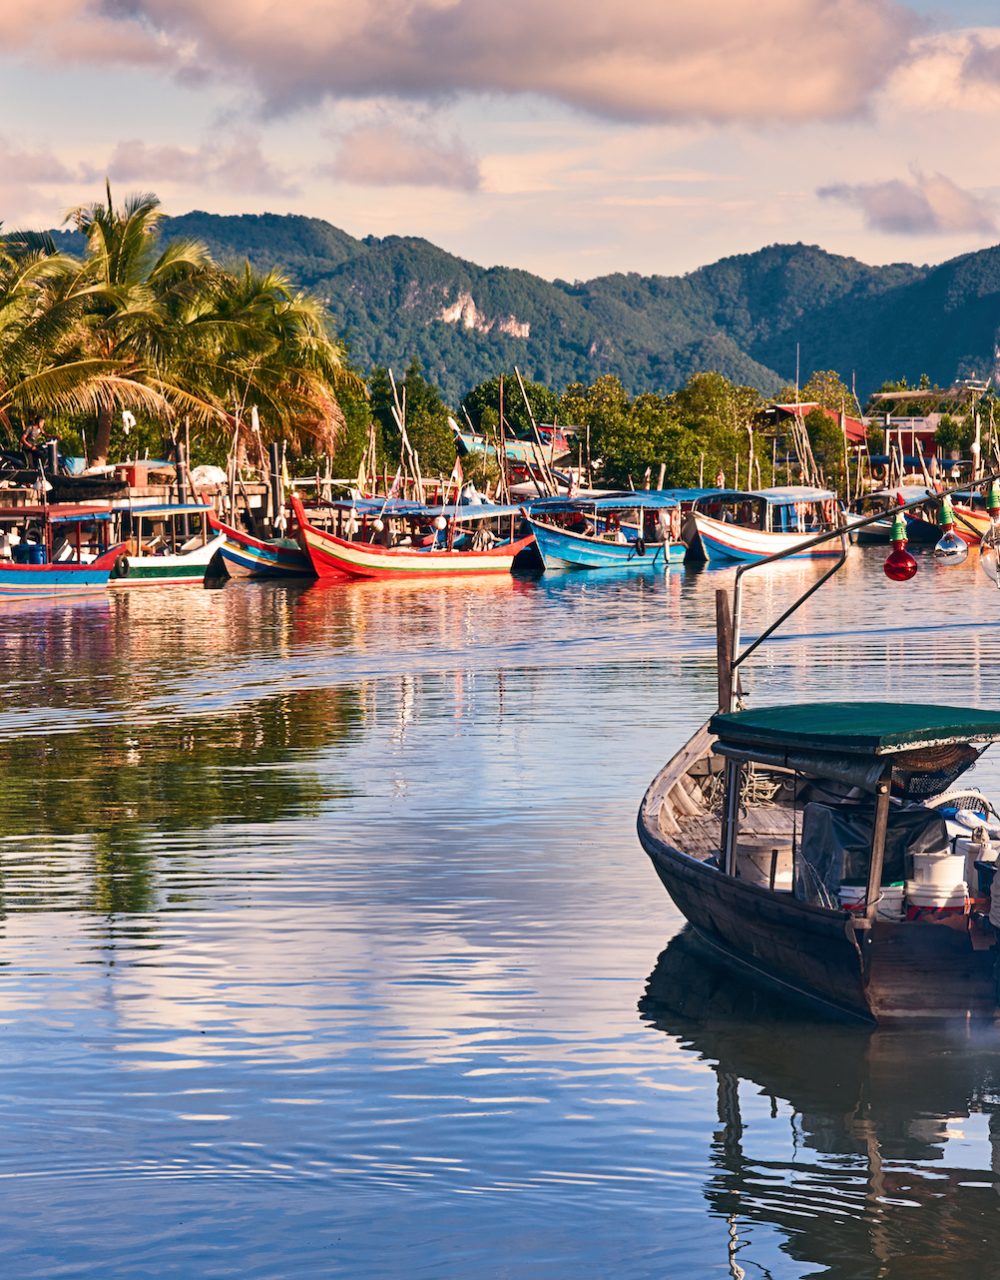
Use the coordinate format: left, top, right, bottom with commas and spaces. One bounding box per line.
710, 702, 1000, 756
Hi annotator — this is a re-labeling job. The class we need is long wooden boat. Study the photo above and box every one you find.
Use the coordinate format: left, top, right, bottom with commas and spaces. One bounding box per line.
637, 702, 1000, 1022
688, 487, 844, 563
526, 491, 686, 570
206, 511, 312, 579
108, 503, 226, 587
290, 494, 534, 580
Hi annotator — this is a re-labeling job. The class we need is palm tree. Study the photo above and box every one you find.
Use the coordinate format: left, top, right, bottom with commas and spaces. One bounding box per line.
66, 184, 223, 463
0, 230, 172, 441
1, 185, 363, 466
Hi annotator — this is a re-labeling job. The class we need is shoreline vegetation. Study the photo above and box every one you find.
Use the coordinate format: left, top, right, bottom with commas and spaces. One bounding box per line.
1, 186, 990, 498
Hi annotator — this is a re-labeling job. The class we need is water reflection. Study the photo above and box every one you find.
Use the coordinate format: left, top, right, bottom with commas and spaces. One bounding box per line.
641, 931, 1000, 1279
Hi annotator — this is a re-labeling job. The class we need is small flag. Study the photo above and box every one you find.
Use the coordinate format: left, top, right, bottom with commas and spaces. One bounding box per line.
449, 456, 464, 492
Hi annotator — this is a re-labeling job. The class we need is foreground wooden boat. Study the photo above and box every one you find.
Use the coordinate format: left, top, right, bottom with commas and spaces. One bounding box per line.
525, 492, 686, 571
290, 494, 534, 580
207, 511, 312, 579
687, 486, 843, 563
638, 703, 1000, 1022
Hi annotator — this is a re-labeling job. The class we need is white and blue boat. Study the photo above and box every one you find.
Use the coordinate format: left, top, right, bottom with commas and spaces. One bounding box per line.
525, 492, 688, 571
688, 487, 844, 565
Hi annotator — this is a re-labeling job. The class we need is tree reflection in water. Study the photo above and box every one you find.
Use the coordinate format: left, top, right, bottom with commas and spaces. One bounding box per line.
0, 685, 361, 916
640, 931, 1000, 1280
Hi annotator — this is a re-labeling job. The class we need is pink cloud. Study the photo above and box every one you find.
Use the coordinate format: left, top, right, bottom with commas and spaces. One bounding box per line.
325, 125, 480, 191
2, 0, 917, 125
107, 136, 297, 194
819, 171, 997, 235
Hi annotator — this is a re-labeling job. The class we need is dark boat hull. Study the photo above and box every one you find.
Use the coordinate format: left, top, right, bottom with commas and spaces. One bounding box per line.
641, 834, 873, 1021
637, 725, 1000, 1023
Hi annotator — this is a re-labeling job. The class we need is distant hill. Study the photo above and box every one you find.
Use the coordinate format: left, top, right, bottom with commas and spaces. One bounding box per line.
48, 212, 1000, 403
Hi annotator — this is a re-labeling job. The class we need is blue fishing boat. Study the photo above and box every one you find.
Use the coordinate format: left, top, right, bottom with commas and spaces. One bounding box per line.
0, 505, 124, 598
525, 492, 688, 571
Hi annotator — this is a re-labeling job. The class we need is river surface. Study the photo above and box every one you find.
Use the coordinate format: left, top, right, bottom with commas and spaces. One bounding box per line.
4, 549, 1000, 1277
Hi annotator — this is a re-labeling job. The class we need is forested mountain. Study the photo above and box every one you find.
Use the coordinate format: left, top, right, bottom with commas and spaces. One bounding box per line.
48, 212, 1000, 402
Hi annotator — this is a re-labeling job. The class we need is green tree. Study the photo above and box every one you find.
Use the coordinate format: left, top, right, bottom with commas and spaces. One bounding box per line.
935, 413, 973, 456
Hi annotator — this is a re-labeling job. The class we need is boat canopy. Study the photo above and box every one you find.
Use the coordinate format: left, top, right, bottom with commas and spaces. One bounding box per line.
0, 504, 113, 524
528, 490, 682, 514
711, 701, 1000, 756
695, 486, 837, 507
319, 498, 524, 522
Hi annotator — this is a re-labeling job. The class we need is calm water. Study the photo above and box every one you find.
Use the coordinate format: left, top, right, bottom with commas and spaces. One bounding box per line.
4, 550, 1000, 1277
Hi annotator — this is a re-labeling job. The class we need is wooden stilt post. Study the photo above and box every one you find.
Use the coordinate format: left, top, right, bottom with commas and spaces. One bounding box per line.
716, 588, 735, 713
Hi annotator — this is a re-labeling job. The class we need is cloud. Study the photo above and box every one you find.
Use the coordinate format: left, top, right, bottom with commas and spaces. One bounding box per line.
818, 171, 997, 235
4, 0, 916, 125
325, 125, 480, 191
886, 29, 1000, 113
0, 0, 171, 67
106, 135, 297, 194
962, 33, 1000, 85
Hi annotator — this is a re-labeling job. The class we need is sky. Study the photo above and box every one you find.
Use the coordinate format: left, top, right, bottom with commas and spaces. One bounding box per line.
1, 0, 1000, 282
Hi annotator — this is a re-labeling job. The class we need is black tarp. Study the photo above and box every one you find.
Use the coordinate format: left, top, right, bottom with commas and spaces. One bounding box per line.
795, 800, 951, 908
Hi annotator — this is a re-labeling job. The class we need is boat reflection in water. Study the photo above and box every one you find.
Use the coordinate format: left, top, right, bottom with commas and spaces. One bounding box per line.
640, 930, 1000, 1279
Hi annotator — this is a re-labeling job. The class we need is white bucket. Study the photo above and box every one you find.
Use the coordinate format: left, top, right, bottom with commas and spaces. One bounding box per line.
953, 834, 996, 894
910, 850, 968, 889
876, 883, 905, 920
838, 883, 905, 920
906, 880, 968, 911
838, 884, 867, 911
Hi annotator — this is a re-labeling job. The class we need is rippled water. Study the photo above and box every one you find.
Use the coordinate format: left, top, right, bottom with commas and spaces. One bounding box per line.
4, 549, 1000, 1277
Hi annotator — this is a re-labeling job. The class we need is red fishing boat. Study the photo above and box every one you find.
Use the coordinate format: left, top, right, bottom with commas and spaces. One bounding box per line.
290, 495, 534, 581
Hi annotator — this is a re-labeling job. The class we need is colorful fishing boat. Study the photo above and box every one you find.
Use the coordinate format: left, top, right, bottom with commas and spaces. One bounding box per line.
108, 503, 226, 586
687, 487, 844, 563
206, 511, 312, 579
0, 505, 125, 599
290, 494, 534, 580
526, 491, 687, 570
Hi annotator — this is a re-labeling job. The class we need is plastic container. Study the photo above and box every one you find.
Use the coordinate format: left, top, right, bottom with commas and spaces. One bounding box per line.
906, 880, 968, 911
838, 883, 905, 920
26, 544, 46, 565
838, 884, 867, 912
910, 850, 968, 889
736, 840, 793, 891
976, 859, 998, 897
